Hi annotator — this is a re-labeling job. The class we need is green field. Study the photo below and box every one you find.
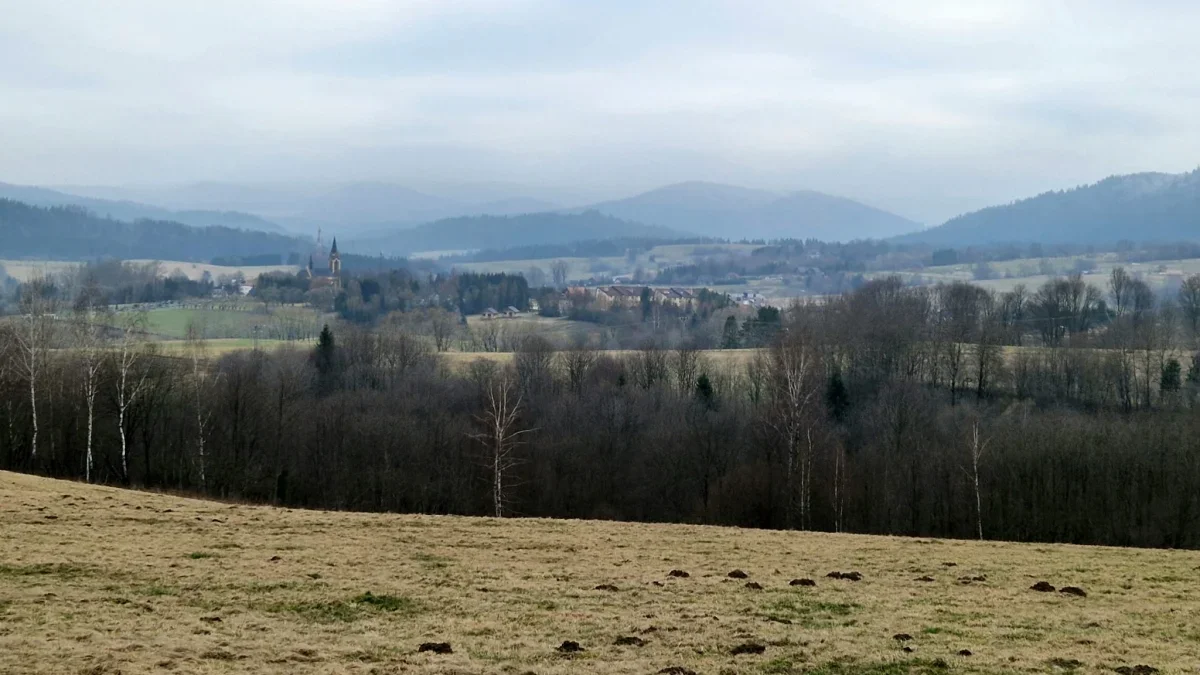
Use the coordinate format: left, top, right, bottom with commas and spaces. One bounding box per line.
142, 305, 324, 341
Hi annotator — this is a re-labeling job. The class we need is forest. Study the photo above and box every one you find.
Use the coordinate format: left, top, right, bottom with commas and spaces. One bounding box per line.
3, 270, 1200, 549
0, 199, 305, 262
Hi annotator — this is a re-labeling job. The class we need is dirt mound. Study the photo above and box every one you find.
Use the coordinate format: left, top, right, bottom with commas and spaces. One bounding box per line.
827, 571, 862, 581
594, 584, 619, 592
667, 570, 690, 578
556, 641, 584, 653
727, 570, 748, 579
790, 578, 816, 586
417, 642, 452, 654
614, 636, 647, 647
731, 642, 766, 655
1060, 586, 1087, 597
1031, 581, 1056, 592
744, 582, 763, 590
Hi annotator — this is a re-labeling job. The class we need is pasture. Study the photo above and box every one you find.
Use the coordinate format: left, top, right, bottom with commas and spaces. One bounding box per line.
0, 259, 298, 284
1, 471, 1195, 674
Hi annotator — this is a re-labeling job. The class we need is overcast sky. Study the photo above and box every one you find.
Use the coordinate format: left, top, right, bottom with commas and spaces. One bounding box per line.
2, 0, 1199, 223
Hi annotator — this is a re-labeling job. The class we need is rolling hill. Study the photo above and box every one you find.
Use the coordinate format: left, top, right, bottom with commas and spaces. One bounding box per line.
348, 210, 682, 256
1, 469, 1191, 674
0, 199, 305, 262
61, 182, 562, 233
899, 169, 1200, 246
0, 182, 287, 233
585, 181, 922, 241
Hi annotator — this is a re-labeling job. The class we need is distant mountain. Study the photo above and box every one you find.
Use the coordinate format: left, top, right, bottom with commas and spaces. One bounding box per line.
0, 199, 305, 262
62, 182, 561, 233
0, 183, 286, 233
348, 210, 682, 256
584, 181, 920, 240
898, 170, 1200, 247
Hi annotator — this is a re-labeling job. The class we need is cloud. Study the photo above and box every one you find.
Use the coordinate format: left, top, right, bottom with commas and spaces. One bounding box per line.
1, 0, 1198, 222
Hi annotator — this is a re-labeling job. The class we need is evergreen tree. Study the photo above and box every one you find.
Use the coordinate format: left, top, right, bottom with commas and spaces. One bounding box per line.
695, 373, 716, 409
315, 324, 336, 376
826, 370, 850, 423
1161, 358, 1182, 394
721, 315, 740, 349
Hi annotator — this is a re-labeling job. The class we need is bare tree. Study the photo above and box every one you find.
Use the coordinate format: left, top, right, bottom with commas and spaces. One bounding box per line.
1110, 266, 1132, 316
185, 320, 213, 490
1179, 274, 1200, 342
73, 303, 109, 482
428, 308, 458, 353
115, 311, 150, 482
559, 344, 597, 395
476, 320, 501, 353
671, 342, 704, 395
472, 374, 534, 517
767, 329, 822, 529
963, 421, 989, 540
15, 276, 56, 461
550, 260, 569, 289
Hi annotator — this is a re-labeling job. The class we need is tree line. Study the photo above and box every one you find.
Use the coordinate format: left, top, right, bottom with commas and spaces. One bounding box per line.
4, 270, 1200, 548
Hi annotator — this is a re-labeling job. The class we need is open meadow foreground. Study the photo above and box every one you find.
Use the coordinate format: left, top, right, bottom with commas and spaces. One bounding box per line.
1, 472, 1196, 674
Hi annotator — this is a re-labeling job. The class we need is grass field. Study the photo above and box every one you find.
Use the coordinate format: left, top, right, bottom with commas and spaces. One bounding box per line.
451, 243, 762, 281
0, 259, 298, 283
2, 471, 1195, 674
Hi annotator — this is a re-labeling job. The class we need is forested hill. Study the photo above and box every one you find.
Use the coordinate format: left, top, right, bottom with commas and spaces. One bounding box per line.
350, 210, 682, 255
0, 182, 287, 233
0, 199, 306, 262
898, 170, 1200, 246
586, 181, 921, 240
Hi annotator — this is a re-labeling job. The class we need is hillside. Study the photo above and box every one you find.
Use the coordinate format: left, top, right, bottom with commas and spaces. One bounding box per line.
586, 181, 921, 241
0, 470, 1189, 674
0, 199, 305, 262
349, 210, 682, 255
899, 170, 1200, 246
65, 182, 562, 232
0, 182, 286, 233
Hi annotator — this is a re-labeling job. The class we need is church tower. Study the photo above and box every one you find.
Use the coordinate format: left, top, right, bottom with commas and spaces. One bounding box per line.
329, 238, 341, 276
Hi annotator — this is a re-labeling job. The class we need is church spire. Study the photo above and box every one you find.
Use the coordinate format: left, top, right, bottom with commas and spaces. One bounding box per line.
330, 237, 338, 255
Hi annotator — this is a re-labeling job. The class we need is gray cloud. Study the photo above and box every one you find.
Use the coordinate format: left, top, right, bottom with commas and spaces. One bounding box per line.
1, 0, 1198, 223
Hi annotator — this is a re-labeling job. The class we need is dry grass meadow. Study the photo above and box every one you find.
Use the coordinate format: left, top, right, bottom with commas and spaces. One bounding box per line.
2, 471, 1198, 674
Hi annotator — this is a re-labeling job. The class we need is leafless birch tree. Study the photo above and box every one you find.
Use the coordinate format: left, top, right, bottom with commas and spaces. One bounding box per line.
115, 311, 150, 482
472, 374, 534, 517
768, 330, 822, 530
963, 421, 989, 540
72, 304, 108, 482
16, 276, 56, 461
185, 320, 212, 489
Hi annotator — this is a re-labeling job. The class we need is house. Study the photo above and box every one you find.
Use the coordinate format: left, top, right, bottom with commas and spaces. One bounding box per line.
504, 306, 520, 318
481, 307, 500, 320
653, 287, 699, 308
238, 284, 254, 296
595, 285, 644, 309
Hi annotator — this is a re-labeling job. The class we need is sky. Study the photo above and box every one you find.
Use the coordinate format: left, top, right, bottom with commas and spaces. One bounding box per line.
2, 0, 1200, 224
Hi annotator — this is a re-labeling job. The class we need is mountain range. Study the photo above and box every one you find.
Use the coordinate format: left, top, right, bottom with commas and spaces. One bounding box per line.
0, 183, 287, 233
0, 199, 304, 262
582, 181, 922, 240
348, 210, 680, 256
58, 182, 561, 234
13, 170, 1200, 255
47, 180, 923, 246
898, 170, 1200, 247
